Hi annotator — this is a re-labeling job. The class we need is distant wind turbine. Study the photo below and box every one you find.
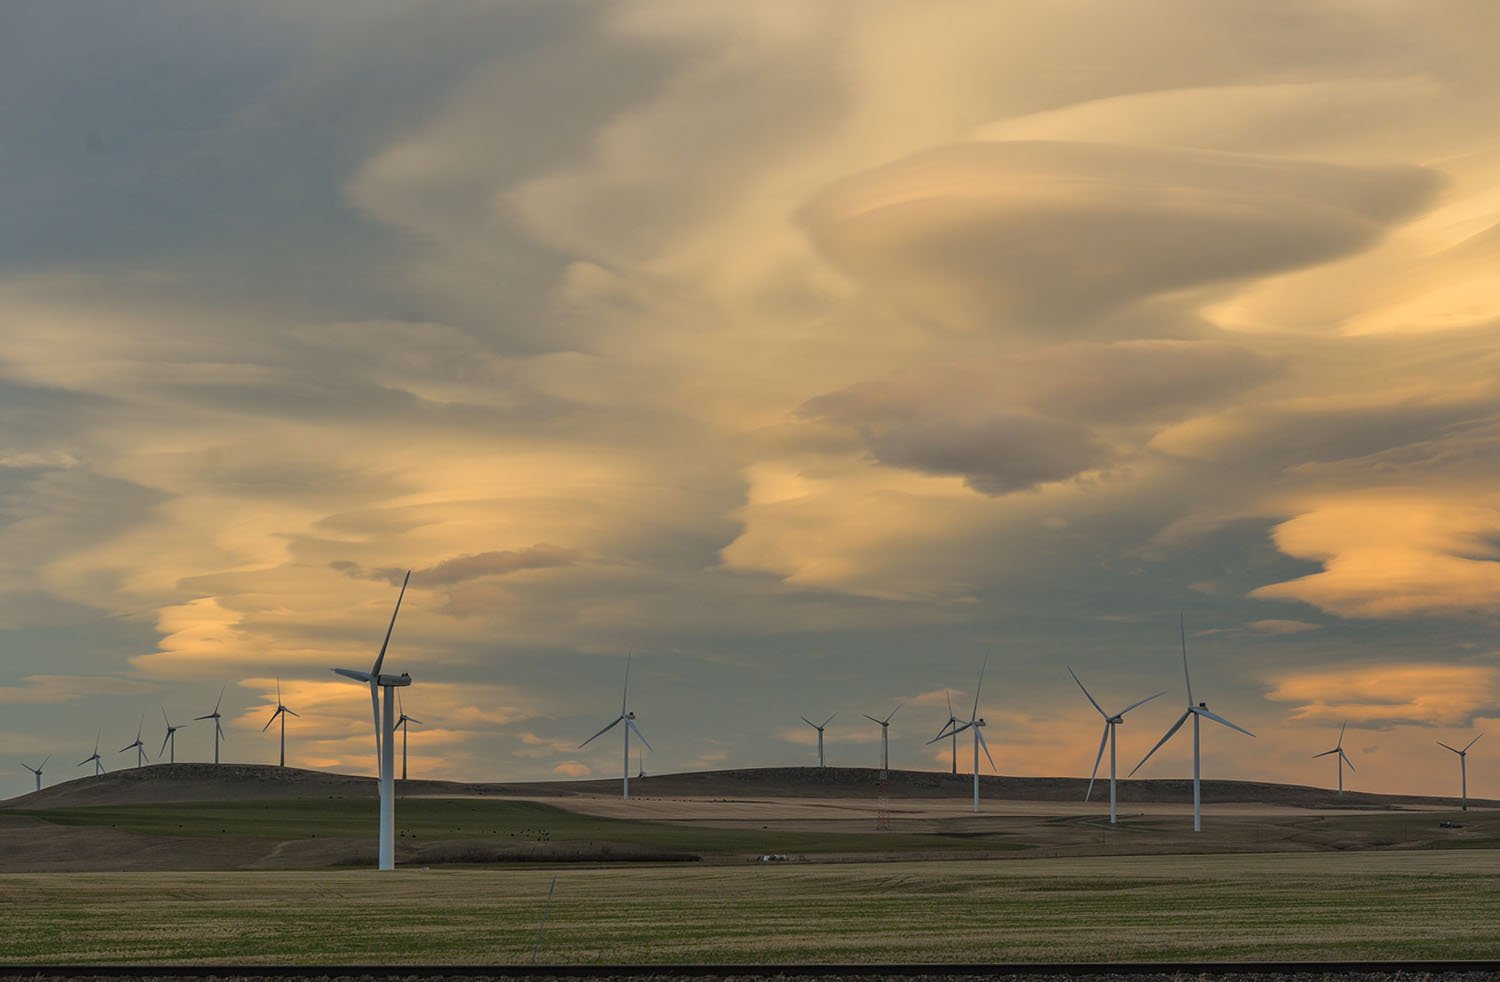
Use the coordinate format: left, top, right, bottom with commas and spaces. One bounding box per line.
580, 652, 652, 800
800, 713, 836, 768
929, 657, 997, 813
261, 678, 300, 767
195, 686, 228, 764
332, 569, 413, 872
1129, 616, 1254, 832
1312, 721, 1355, 799
159, 706, 187, 764
1437, 733, 1482, 811
120, 717, 149, 768
934, 691, 960, 775
863, 705, 900, 780
394, 690, 422, 782
79, 732, 104, 776
1068, 667, 1165, 824
21, 756, 49, 793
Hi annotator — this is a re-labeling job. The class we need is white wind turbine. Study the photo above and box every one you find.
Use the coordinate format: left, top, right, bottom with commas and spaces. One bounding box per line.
1437, 733, 1482, 811
1068, 667, 1166, 824
120, 717, 149, 768
930, 657, 997, 813
21, 756, 49, 793
800, 713, 836, 767
1129, 617, 1254, 832
934, 691, 961, 775
261, 678, 300, 767
1312, 721, 1355, 799
863, 705, 901, 779
78, 732, 104, 776
332, 569, 413, 872
580, 652, 652, 800
195, 686, 227, 764
394, 690, 422, 782
159, 706, 187, 764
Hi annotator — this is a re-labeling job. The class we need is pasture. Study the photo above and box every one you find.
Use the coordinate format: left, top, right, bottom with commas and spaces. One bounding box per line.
5, 851, 1500, 964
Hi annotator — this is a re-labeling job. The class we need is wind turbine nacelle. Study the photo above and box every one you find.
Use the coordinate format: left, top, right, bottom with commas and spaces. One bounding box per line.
377, 673, 412, 687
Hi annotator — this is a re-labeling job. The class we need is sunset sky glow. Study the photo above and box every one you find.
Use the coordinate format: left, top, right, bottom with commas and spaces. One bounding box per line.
5, 1, 1500, 798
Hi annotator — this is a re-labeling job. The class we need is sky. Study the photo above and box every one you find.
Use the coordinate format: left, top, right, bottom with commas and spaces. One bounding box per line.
4, 0, 1500, 799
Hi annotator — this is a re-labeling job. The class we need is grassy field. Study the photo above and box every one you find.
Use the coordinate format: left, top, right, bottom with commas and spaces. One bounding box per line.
5, 851, 1500, 964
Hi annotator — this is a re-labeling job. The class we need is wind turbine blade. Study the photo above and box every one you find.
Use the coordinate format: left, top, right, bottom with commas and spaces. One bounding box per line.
1067, 667, 1108, 719
159, 734, 171, 757
276, 678, 282, 703
1464, 733, 1484, 752
927, 721, 970, 744
370, 680, 381, 757
626, 718, 653, 752
407, 716, 424, 725
1437, 741, 1461, 754
1340, 749, 1356, 772
1312, 748, 1339, 758
621, 651, 632, 717
821, 713, 837, 728
1337, 720, 1347, 748
862, 714, 884, 725
800, 716, 816, 729
1180, 613, 1193, 707
580, 716, 624, 749
40, 755, 50, 769
213, 684, 225, 714
1129, 710, 1191, 777
333, 668, 373, 683
282, 707, 299, 718
945, 689, 954, 719
371, 569, 411, 677
1085, 723, 1109, 801
975, 726, 998, 773
1118, 691, 1169, 716
261, 709, 281, 732
162, 705, 170, 726
217, 720, 226, 741
971, 655, 988, 721
1197, 706, 1254, 737
884, 703, 902, 724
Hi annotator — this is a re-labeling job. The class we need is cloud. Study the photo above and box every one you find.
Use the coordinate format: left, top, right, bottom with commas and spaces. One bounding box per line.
1265, 663, 1500, 728
0, 675, 156, 705
800, 140, 1439, 330
335, 544, 582, 588
553, 760, 591, 777
1246, 619, 1321, 635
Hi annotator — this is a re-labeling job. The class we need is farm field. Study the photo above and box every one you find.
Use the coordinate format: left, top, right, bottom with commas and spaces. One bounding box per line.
5, 851, 1500, 964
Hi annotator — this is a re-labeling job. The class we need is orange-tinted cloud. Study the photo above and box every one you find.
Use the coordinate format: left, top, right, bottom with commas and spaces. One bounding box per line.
1265, 662, 1500, 728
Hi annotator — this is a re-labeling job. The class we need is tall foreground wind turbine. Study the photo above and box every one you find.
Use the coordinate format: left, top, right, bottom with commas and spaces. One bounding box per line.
800, 713, 836, 767
1312, 721, 1355, 799
159, 707, 187, 764
333, 569, 413, 871
580, 652, 652, 800
21, 756, 49, 793
195, 686, 227, 764
1130, 617, 1254, 832
394, 691, 422, 782
863, 705, 900, 779
262, 679, 300, 767
1068, 667, 1165, 824
1437, 734, 1482, 811
79, 732, 103, 776
121, 717, 149, 768
929, 657, 997, 813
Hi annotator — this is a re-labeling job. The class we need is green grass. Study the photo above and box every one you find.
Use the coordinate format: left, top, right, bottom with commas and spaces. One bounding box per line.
6, 852, 1500, 964
9, 797, 1023, 858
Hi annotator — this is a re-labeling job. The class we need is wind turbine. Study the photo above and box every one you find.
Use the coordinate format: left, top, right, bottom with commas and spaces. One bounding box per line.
929, 657, 997, 813
580, 652, 652, 800
1312, 721, 1355, 799
1129, 616, 1254, 832
120, 717, 149, 768
195, 686, 227, 764
800, 713, 836, 767
1437, 734, 1482, 811
1068, 667, 1165, 824
159, 706, 187, 764
934, 691, 960, 774
21, 756, 49, 793
261, 678, 300, 767
332, 569, 412, 871
863, 705, 900, 779
78, 732, 104, 776
394, 691, 422, 782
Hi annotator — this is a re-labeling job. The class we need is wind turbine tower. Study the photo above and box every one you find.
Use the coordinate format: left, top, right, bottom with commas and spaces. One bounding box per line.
930, 657, 998, 812
159, 706, 187, 764
261, 679, 300, 767
195, 686, 228, 764
1437, 734, 1482, 811
1313, 721, 1356, 799
333, 570, 413, 871
580, 652, 652, 800
121, 717, 149, 768
863, 705, 900, 780
21, 756, 49, 793
800, 713, 836, 767
1130, 616, 1254, 832
1068, 667, 1165, 824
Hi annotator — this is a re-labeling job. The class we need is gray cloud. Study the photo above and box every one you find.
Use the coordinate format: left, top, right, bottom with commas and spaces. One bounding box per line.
861, 414, 1109, 495
336, 544, 582, 589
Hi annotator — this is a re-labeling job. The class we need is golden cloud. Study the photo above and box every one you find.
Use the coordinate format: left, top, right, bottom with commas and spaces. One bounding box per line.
1265, 662, 1500, 728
